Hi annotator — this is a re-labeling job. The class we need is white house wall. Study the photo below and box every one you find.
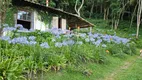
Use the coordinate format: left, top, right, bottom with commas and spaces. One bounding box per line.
61, 19, 66, 31
14, 11, 67, 31
52, 17, 58, 29
33, 11, 49, 31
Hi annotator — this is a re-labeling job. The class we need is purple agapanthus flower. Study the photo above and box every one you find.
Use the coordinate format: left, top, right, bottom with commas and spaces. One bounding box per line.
62, 41, 68, 46
29, 36, 36, 41
3, 27, 16, 31
93, 39, 102, 46
9, 37, 29, 44
66, 40, 75, 45
55, 42, 63, 47
0, 36, 11, 41
15, 24, 24, 30
85, 38, 90, 42
40, 42, 50, 48
90, 37, 95, 42
88, 32, 93, 37
28, 41, 37, 45
93, 34, 99, 38
79, 33, 86, 38
76, 41, 83, 45
50, 27, 64, 36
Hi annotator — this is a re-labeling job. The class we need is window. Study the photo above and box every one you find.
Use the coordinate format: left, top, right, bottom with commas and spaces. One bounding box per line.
17, 11, 31, 21
17, 11, 32, 29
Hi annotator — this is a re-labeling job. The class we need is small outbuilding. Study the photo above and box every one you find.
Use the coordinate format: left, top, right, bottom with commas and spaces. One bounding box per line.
12, 0, 94, 31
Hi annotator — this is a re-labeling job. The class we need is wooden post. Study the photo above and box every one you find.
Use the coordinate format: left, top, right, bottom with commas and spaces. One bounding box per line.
46, 0, 49, 6
75, 24, 79, 42
31, 12, 34, 30
90, 26, 92, 33
14, 13, 17, 27
52, 17, 59, 29
61, 18, 66, 31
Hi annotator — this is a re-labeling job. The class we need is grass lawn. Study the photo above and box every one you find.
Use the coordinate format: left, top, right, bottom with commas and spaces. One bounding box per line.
38, 54, 139, 80
114, 56, 142, 80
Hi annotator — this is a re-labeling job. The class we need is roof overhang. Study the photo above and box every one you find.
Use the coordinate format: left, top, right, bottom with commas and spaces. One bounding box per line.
12, 0, 94, 28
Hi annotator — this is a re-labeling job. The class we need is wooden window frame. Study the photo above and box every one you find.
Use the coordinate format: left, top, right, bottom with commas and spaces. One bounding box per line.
17, 10, 32, 22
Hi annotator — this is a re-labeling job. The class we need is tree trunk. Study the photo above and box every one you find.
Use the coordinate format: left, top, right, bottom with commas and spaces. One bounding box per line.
136, 0, 142, 39
89, 1, 95, 18
121, 0, 125, 21
106, 8, 109, 20
95, 6, 97, 13
114, 20, 118, 30
114, 1, 129, 30
130, 4, 138, 28
104, 8, 107, 20
121, 10, 125, 21
75, 0, 79, 15
75, 0, 84, 17
100, 4, 103, 14
111, 16, 115, 29
104, 7, 109, 20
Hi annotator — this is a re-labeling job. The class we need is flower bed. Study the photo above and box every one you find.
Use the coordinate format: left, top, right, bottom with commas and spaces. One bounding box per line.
0, 26, 136, 79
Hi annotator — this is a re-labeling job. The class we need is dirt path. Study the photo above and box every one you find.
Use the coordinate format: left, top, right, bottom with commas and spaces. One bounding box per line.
105, 54, 142, 80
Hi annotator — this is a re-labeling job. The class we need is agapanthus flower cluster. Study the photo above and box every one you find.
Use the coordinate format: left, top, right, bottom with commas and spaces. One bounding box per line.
63, 33, 74, 38
55, 42, 63, 47
0, 36, 11, 41
79, 33, 86, 38
49, 27, 64, 36
92, 39, 102, 46
76, 32, 130, 47
40, 42, 50, 48
76, 41, 83, 45
0, 26, 131, 48
15, 24, 24, 30
54, 40, 75, 48
9, 37, 29, 44
111, 36, 130, 44
29, 36, 36, 41
0, 36, 37, 45
65, 40, 75, 45
3, 27, 16, 32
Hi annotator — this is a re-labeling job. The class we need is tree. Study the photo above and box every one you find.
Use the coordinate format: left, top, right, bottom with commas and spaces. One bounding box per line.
110, 0, 129, 30
0, 0, 11, 28
130, 0, 137, 28
89, 0, 95, 18
136, 0, 142, 39
103, 0, 110, 20
74, 0, 84, 17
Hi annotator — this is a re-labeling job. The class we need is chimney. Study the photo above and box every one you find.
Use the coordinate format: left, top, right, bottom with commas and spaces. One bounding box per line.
46, 0, 49, 6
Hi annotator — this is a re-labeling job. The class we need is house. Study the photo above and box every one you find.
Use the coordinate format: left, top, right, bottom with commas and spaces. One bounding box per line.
12, 0, 94, 31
